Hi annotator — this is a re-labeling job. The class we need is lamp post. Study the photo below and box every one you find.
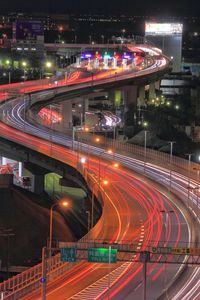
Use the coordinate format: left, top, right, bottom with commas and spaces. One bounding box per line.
186, 154, 193, 208
168, 141, 176, 190
21, 61, 27, 82
49, 201, 69, 264
91, 179, 108, 228
102, 161, 119, 180
41, 61, 52, 79
193, 164, 200, 217
97, 147, 113, 185
144, 130, 148, 174
5, 60, 11, 84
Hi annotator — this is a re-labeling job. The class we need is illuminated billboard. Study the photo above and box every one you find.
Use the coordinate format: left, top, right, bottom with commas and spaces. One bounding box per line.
145, 23, 183, 35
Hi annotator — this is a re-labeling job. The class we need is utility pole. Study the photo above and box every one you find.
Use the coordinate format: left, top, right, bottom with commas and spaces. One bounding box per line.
41, 247, 48, 300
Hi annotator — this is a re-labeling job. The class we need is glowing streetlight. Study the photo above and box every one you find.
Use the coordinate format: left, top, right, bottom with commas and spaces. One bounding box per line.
22, 61, 27, 81
5, 60, 11, 84
103, 179, 109, 185
143, 121, 148, 128
168, 141, 176, 190
97, 148, 113, 184
91, 177, 109, 228
5, 59, 10, 66
95, 137, 101, 144
46, 61, 52, 68
49, 200, 69, 264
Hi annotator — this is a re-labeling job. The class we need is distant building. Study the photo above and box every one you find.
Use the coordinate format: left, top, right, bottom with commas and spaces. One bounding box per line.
145, 22, 183, 72
12, 19, 44, 56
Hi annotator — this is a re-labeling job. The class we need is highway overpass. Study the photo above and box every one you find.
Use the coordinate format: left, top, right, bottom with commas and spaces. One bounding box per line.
0, 44, 199, 300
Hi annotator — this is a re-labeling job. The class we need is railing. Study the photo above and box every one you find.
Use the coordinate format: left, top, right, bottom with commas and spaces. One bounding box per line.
79, 133, 197, 180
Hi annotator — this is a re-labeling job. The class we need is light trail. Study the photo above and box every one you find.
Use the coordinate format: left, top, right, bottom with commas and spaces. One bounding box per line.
0, 50, 198, 299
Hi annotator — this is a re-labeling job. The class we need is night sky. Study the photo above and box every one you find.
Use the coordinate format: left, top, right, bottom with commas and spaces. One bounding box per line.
1, 0, 200, 16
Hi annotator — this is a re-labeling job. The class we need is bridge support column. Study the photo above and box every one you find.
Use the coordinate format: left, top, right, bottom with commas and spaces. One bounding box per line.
30, 174, 45, 195
149, 82, 156, 100
72, 98, 88, 125
122, 85, 138, 109
108, 90, 123, 109
19, 162, 23, 177
84, 97, 89, 112
138, 86, 146, 107
61, 100, 73, 129
109, 85, 138, 109
24, 162, 48, 194
2, 157, 7, 165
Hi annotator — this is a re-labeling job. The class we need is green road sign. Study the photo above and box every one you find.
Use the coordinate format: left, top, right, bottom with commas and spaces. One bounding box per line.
88, 248, 117, 263
60, 247, 76, 262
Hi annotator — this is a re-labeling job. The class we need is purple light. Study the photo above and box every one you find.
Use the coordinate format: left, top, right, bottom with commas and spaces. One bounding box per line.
85, 54, 92, 58
123, 55, 131, 59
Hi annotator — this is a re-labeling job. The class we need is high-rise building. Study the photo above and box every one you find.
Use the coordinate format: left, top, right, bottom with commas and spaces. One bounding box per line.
145, 22, 183, 72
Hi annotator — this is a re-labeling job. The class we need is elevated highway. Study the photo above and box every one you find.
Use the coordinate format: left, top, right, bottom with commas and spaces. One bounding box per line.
0, 45, 199, 299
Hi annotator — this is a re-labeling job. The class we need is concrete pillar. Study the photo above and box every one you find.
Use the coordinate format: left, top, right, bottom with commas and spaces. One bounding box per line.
109, 85, 138, 109
84, 98, 89, 112
31, 174, 45, 195
2, 157, 7, 165
122, 85, 138, 109
19, 162, 23, 177
61, 100, 72, 129
149, 82, 156, 100
155, 80, 160, 90
138, 86, 146, 106
73, 98, 87, 125
108, 90, 116, 107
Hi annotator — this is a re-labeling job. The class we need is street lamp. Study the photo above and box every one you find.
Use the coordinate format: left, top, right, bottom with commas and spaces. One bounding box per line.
102, 161, 119, 179
46, 61, 52, 69
91, 178, 109, 228
49, 200, 69, 264
186, 153, 193, 207
144, 130, 148, 174
22, 61, 27, 81
5, 60, 11, 84
97, 148, 113, 185
168, 141, 176, 189
41, 61, 53, 79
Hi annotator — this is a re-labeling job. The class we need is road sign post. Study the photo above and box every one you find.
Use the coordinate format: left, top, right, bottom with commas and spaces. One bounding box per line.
140, 251, 150, 300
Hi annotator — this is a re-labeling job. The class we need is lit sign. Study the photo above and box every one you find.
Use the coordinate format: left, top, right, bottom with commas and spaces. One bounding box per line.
145, 23, 183, 35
